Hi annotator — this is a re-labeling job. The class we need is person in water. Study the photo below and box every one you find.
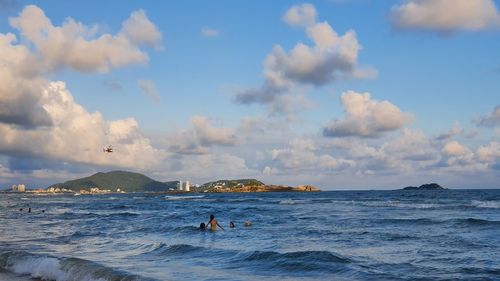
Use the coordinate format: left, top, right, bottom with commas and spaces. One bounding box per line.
229, 221, 235, 228
199, 222, 206, 230
207, 214, 224, 231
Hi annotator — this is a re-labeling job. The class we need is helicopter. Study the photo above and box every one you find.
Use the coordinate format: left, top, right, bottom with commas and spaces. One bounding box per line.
103, 145, 113, 153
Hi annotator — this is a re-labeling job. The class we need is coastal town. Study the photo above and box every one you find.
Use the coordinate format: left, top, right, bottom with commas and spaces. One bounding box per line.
3, 171, 320, 194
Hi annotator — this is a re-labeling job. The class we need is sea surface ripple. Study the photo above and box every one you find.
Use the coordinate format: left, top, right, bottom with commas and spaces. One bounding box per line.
1, 189, 500, 280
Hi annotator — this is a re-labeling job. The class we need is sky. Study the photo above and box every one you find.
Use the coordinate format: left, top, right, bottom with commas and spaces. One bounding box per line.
0, 0, 499, 190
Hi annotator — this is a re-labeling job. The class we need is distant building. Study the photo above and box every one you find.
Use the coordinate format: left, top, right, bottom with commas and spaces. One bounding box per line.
185, 181, 190, 192
12, 184, 26, 192
178, 180, 183, 191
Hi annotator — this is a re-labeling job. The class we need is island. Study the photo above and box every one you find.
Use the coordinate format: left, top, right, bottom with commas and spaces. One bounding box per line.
45, 171, 320, 194
401, 183, 447, 190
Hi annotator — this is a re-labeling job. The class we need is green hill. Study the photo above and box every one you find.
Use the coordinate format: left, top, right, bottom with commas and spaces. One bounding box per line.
48, 171, 178, 192
197, 179, 264, 192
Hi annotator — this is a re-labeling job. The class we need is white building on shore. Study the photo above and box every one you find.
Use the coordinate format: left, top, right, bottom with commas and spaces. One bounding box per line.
177, 180, 191, 192
12, 184, 26, 192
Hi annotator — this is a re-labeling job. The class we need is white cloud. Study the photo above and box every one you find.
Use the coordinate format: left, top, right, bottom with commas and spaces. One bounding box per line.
191, 116, 237, 146
476, 141, 500, 162
0, 82, 166, 169
383, 129, 438, 162
269, 138, 353, 173
0, 5, 166, 171
122, 9, 162, 48
323, 91, 412, 138
282, 3, 317, 27
235, 3, 374, 116
200, 26, 219, 37
442, 141, 468, 156
168, 116, 238, 155
391, 0, 500, 34
9, 5, 162, 73
137, 79, 160, 102
475, 105, 500, 127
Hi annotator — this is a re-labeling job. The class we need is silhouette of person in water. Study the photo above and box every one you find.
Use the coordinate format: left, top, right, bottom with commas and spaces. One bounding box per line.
199, 222, 206, 230
229, 221, 235, 228
207, 214, 224, 231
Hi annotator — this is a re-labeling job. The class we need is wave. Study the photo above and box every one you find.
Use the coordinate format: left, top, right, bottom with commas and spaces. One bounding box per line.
471, 200, 500, 209
231, 250, 351, 273
164, 195, 205, 201
360, 201, 442, 209
0, 251, 155, 281
452, 218, 500, 226
278, 199, 311, 205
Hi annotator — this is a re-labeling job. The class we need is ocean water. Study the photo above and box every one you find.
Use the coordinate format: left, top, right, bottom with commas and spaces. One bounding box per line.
1, 190, 500, 281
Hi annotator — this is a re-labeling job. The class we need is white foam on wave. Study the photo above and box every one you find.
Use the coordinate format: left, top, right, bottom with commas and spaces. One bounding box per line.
360, 201, 440, 209
1, 252, 125, 281
279, 199, 310, 205
7, 255, 69, 281
471, 200, 500, 209
165, 195, 205, 200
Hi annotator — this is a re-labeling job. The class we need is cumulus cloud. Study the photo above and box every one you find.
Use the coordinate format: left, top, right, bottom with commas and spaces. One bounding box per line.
282, 3, 317, 27
268, 138, 353, 173
0, 82, 166, 169
234, 3, 374, 115
476, 141, 500, 162
0, 5, 166, 171
475, 105, 500, 127
391, 0, 500, 34
442, 141, 468, 156
122, 9, 162, 48
137, 79, 160, 102
200, 26, 219, 37
169, 116, 237, 155
323, 91, 411, 138
9, 5, 162, 73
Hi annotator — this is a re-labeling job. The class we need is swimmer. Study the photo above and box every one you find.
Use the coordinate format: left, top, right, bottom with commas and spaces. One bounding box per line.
244, 221, 252, 227
199, 222, 206, 230
207, 214, 224, 231
28, 207, 31, 213
229, 221, 235, 228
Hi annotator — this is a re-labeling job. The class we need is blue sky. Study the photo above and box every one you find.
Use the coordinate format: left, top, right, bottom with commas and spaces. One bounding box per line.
0, 0, 499, 189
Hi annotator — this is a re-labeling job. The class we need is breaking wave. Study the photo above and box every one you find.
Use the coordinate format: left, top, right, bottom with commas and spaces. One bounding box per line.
0, 251, 155, 281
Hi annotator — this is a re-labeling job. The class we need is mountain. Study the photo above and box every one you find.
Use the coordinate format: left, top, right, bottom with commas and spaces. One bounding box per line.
402, 183, 446, 190
48, 171, 178, 192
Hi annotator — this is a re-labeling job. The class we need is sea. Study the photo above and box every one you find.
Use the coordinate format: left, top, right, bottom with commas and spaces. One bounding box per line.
1, 189, 499, 281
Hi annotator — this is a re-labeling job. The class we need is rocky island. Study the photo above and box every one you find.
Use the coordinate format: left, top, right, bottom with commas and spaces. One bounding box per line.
402, 183, 446, 190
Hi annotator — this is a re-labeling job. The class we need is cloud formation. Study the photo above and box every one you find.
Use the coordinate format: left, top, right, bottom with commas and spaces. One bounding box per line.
137, 79, 160, 102
235, 3, 374, 115
391, 0, 500, 34
282, 3, 317, 27
323, 91, 411, 138
0, 5, 166, 171
0, 82, 166, 169
169, 116, 237, 155
475, 105, 500, 127
9, 5, 162, 73
266, 138, 353, 174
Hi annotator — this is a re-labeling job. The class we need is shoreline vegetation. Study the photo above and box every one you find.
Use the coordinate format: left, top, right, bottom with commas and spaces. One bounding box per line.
3, 170, 321, 194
